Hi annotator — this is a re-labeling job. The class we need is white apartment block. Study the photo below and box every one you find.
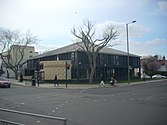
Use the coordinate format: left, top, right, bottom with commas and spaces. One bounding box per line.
1, 45, 35, 78
10, 45, 35, 65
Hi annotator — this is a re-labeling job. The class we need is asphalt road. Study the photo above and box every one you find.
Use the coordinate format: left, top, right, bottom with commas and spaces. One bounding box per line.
0, 80, 167, 125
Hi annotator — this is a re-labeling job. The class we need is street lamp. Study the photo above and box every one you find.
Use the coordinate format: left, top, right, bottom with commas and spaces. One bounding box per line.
126, 20, 136, 84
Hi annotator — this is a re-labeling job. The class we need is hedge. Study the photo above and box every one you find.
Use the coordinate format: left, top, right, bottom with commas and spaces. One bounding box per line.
145, 71, 167, 76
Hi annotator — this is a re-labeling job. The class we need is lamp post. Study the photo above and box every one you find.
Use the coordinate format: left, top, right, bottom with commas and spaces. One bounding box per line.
126, 20, 136, 84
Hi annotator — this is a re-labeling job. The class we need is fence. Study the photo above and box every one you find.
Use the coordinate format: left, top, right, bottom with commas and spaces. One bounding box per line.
0, 108, 67, 125
0, 119, 24, 125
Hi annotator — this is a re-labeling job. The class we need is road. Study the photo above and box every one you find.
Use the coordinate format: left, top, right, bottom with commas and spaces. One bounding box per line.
0, 80, 167, 125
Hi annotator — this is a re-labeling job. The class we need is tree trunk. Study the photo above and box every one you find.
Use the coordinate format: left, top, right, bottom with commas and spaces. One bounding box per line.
89, 66, 96, 83
11, 68, 18, 80
14, 71, 18, 80
88, 55, 97, 84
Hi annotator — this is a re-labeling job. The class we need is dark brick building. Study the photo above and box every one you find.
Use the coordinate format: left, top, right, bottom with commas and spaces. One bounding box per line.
26, 42, 140, 81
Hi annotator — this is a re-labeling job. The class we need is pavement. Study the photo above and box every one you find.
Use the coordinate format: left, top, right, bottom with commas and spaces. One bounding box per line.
9, 78, 167, 89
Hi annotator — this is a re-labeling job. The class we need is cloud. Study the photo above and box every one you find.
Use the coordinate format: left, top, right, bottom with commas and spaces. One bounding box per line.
132, 39, 167, 56
0, 27, 7, 34
158, 1, 167, 10
0, 0, 166, 57
33, 43, 61, 54
35, 37, 167, 57
0, 0, 149, 37
0, 0, 80, 40
113, 38, 167, 56
96, 20, 150, 39
152, 1, 167, 16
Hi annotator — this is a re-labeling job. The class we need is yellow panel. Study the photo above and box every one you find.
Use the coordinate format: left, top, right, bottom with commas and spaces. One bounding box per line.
41, 61, 71, 80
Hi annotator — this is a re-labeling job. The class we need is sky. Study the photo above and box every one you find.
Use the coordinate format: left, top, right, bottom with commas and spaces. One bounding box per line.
0, 0, 167, 57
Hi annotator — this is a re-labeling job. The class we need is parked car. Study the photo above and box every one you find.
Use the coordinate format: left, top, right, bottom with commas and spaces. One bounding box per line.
141, 74, 151, 79
0, 77, 11, 88
152, 74, 166, 79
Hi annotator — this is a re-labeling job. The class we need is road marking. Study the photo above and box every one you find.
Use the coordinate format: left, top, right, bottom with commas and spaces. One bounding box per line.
76, 101, 79, 103
17, 105, 20, 107
80, 89, 86, 93
138, 98, 142, 100
160, 97, 164, 99
36, 120, 40, 123
130, 98, 134, 101
52, 110, 55, 112
147, 97, 150, 100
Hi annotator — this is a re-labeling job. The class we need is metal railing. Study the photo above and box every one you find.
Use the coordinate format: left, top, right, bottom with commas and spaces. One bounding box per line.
0, 119, 24, 125
0, 108, 67, 125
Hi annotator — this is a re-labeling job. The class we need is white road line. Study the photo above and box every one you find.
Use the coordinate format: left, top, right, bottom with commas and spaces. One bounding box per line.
160, 97, 164, 99
138, 98, 142, 100
147, 97, 150, 100
130, 98, 134, 101
52, 110, 55, 112
36, 120, 40, 123
80, 89, 86, 93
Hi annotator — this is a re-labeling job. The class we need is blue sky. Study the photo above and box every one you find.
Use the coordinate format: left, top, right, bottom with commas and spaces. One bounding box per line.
0, 0, 167, 57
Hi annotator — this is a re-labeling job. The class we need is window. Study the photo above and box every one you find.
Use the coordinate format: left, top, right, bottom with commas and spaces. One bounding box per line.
114, 56, 119, 66
59, 53, 71, 60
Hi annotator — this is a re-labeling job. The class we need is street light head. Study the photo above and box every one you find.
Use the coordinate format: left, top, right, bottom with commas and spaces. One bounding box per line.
126, 20, 136, 25
132, 21, 136, 23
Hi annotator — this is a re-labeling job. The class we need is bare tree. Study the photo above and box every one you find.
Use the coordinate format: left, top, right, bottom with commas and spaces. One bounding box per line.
0, 29, 37, 79
0, 69, 4, 76
71, 20, 118, 83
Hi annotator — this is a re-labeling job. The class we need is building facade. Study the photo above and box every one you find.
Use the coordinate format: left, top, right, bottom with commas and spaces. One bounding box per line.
1, 45, 35, 78
26, 42, 141, 81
